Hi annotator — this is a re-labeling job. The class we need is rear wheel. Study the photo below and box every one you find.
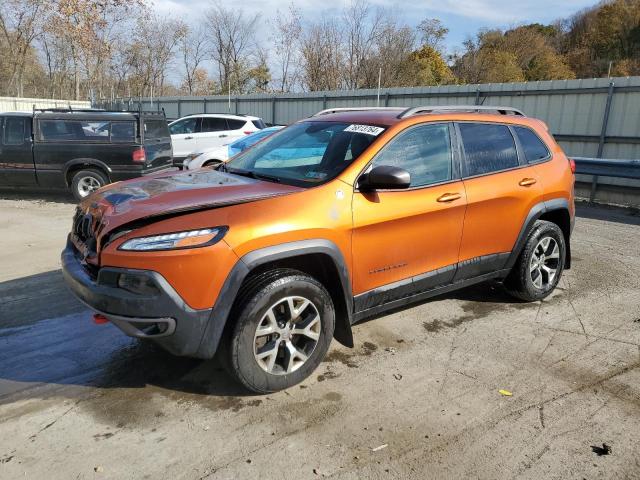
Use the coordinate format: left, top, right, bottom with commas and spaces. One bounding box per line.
223, 269, 335, 393
504, 220, 565, 301
70, 169, 107, 201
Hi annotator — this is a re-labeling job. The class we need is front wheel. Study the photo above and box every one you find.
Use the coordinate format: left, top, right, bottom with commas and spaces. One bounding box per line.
224, 269, 335, 393
504, 220, 566, 302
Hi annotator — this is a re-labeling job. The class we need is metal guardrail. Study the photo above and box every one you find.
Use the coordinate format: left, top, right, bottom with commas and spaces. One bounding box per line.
573, 157, 640, 180
573, 156, 640, 203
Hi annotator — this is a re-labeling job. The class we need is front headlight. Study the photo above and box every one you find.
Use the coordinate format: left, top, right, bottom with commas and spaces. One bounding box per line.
119, 227, 226, 251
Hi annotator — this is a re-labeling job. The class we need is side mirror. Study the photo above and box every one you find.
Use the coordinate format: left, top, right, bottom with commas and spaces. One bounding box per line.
359, 165, 411, 191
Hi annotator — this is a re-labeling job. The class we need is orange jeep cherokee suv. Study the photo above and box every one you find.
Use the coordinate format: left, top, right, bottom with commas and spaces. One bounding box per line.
62, 106, 575, 392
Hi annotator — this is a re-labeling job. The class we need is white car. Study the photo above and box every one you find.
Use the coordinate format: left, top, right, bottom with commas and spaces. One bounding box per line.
184, 126, 284, 170
168, 113, 266, 168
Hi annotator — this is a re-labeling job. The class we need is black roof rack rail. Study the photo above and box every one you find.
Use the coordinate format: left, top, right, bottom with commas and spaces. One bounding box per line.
32, 107, 107, 113
397, 105, 525, 118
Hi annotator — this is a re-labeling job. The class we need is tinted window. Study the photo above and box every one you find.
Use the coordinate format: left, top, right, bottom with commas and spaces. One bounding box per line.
371, 123, 452, 187
144, 120, 170, 140
111, 121, 136, 143
227, 119, 246, 130
201, 117, 228, 132
39, 120, 109, 142
252, 119, 266, 129
169, 118, 199, 134
514, 126, 550, 163
4, 117, 26, 145
459, 123, 519, 176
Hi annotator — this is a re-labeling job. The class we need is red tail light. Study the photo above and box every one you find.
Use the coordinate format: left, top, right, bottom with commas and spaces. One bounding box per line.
132, 147, 146, 163
243, 131, 253, 135
569, 158, 576, 174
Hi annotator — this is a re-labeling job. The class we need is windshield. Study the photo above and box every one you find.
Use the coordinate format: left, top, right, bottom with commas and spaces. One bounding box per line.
225, 121, 383, 187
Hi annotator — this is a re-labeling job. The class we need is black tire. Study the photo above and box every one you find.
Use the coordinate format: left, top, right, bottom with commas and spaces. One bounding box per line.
70, 168, 108, 201
223, 268, 335, 393
504, 220, 566, 302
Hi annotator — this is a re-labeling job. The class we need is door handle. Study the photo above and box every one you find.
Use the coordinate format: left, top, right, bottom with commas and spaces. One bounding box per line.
437, 192, 462, 203
519, 178, 537, 187
184, 136, 193, 140
219, 134, 228, 138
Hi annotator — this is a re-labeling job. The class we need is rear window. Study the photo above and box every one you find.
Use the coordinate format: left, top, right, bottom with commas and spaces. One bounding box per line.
251, 119, 266, 129
459, 123, 519, 176
4, 117, 26, 145
144, 119, 170, 140
227, 119, 246, 130
514, 126, 550, 163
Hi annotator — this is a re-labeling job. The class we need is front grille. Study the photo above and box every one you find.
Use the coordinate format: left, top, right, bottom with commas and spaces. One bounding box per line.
71, 207, 98, 256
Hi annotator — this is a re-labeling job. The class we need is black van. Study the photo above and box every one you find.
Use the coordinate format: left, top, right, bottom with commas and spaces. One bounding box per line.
0, 109, 173, 200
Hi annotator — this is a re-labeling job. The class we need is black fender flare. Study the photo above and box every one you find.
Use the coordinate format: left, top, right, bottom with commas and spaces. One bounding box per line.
196, 239, 354, 359
505, 198, 572, 271
63, 158, 112, 185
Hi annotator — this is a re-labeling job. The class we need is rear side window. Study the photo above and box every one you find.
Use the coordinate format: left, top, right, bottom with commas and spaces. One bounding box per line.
39, 120, 110, 142
459, 123, 519, 176
4, 117, 26, 145
514, 126, 550, 163
251, 119, 266, 129
144, 119, 170, 140
227, 119, 246, 130
201, 117, 228, 132
371, 123, 452, 188
111, 121, 136, 143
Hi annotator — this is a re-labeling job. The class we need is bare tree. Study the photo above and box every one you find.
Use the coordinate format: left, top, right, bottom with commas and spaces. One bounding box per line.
271, 3, 302, 92
179, 24, 208, 95
126, 14, 185, 98
0, 0, 47, 97
342, 0, 384, 89
206, 3, 258, 94
300, 19, 344, 91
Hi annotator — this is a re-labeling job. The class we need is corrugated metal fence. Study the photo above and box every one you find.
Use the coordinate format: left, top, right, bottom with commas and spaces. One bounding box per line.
99, 76, 640, 160
0, 97, 90, 112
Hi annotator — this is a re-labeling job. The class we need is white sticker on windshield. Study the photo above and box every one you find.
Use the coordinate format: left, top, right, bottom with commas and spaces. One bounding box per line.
344, 124, 384, 136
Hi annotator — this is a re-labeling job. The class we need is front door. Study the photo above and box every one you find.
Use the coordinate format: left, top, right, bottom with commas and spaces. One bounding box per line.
0, 115, 36, 186
169, 117, 200, 158
455, 122, 544, 280
352, 123, 467, 311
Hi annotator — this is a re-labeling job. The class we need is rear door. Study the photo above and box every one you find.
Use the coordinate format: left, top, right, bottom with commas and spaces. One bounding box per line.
455, 122, 544, 280
198, 117, 235, 150
169, 117, 200, 158
0, 115, 36, 186
225, 118, 254, 142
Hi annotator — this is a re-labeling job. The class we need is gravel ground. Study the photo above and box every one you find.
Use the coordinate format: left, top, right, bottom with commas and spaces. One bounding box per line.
1, 191, 639, 479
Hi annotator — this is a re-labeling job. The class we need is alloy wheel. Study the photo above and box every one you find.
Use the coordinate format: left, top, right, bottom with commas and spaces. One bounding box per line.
529, 236, 560, 290
253, 296, 321, 375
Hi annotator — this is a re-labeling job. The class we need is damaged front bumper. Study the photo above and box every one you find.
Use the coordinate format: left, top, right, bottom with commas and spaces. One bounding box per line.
61, 239, 212, 357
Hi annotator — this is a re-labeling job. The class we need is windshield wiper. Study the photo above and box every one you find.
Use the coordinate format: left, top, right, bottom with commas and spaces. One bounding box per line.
226, 168, 281, 183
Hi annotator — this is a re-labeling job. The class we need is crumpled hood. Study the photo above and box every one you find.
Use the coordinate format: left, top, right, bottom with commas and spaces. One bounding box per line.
79, 168, 301, 239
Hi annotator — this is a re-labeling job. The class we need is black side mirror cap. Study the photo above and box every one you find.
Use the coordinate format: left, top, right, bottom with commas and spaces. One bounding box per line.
359, 165, 411, 190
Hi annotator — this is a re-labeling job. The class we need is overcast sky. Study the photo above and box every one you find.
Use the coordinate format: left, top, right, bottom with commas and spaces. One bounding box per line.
151, 0, 597, 85
152, 0, 597, 52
